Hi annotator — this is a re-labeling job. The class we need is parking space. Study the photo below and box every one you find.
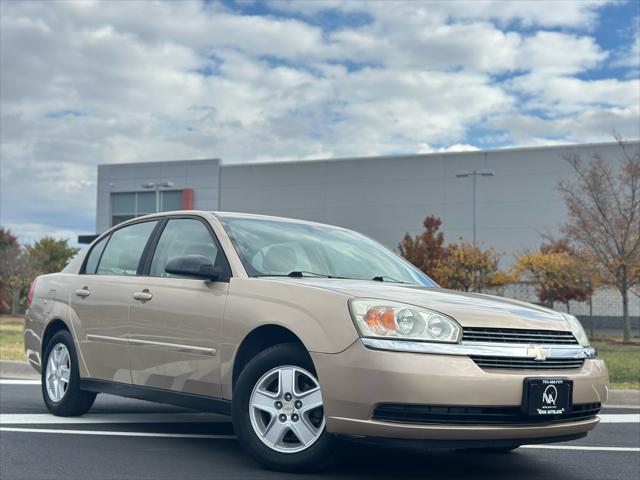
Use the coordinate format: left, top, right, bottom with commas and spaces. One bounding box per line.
1, 380, 638, 480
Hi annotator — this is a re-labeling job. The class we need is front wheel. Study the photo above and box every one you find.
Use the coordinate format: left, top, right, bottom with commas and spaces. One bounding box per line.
232, 343, 338, 472
42, 330, 96, 416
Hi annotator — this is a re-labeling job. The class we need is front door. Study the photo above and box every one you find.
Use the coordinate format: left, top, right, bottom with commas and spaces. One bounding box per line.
71, 220, 159, 383
128, 217, 230, 398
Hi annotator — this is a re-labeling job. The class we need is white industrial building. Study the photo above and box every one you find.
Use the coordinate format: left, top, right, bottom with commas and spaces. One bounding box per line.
90, 141, 639, 330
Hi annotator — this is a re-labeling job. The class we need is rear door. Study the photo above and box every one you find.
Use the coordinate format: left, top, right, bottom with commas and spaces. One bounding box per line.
71, 220, 159, 383
128, 216, 231, 398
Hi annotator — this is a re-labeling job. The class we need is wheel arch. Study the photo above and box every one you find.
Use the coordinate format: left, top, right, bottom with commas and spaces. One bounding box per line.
41, 318, 72, 358
232, 324, 311, 388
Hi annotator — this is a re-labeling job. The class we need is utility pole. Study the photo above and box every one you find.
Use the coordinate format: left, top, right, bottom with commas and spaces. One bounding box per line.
455, 169, 495, 246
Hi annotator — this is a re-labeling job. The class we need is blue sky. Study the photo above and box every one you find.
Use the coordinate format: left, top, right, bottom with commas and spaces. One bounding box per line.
0, 0, 638, 244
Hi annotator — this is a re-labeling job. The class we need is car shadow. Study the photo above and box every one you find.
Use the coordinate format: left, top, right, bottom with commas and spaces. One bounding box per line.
183, 438, 582, 480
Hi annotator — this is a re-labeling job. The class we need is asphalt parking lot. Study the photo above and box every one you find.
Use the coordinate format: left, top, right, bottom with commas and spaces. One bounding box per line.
1, 379, 638, 480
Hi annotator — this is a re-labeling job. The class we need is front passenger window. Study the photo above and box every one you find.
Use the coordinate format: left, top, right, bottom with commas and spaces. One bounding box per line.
96, 221, 157, 276
149, 219, 222, 278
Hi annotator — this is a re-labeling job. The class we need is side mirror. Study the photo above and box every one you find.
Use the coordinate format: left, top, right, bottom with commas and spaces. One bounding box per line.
164, 255, 226, 281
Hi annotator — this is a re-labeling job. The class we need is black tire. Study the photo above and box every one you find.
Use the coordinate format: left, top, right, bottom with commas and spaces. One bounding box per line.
42, 330, 96, 416
232, 343, 339, 472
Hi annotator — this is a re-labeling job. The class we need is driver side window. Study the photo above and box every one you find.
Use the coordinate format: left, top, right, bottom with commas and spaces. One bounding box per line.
149, 219, 222, 278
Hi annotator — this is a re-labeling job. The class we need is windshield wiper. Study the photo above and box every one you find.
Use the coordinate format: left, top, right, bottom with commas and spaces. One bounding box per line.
287, 270, 334, 278
372, 275, 409, 284
256, 271, 341, 278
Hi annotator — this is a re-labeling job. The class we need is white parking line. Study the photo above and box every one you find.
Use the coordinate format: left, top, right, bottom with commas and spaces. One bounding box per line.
0, 379, 40, 385
2, 427, 638, 453
0, 413, 229, 425
522, 445, 639, 452
598, 414, 640, 423
0, 412, 636, 425
603, 405, 640, 409
0, 427, 235, 439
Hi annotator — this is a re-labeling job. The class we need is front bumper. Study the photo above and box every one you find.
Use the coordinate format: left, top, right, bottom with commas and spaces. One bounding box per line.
311, 340, 608, 441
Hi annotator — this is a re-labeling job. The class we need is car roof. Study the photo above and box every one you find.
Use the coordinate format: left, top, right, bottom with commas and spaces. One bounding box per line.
108, 210, 348, 232
212, 211, 346, 229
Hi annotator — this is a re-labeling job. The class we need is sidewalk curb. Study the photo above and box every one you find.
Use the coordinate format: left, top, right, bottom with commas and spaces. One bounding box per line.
1, 360, 638, 407
0, 360, 39, 380
607, 389, 640, 407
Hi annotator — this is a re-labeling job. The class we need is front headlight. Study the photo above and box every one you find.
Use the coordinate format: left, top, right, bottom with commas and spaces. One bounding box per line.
349, 298, 462, 343
563, 313, 590, 347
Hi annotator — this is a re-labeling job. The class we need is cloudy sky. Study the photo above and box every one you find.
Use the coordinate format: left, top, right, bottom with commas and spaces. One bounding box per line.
1, 0, 639, 244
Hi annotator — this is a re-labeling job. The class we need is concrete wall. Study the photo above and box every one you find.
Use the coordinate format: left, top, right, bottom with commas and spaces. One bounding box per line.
96, 159, 220, 233
94, 142, 640, 320
486, 282, 640, 336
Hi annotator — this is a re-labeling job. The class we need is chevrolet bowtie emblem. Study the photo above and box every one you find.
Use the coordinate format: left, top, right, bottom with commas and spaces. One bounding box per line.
526, 345, 550, 361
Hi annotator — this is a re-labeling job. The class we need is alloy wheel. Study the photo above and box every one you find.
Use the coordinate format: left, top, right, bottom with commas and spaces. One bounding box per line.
248, 365, 325, 453
46, 343, 71, 402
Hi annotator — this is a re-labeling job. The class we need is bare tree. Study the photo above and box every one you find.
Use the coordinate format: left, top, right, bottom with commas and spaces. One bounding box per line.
559, 136, 640, 342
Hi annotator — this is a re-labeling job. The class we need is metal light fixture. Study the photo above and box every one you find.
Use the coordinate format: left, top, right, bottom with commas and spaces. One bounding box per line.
455, 169, 495, 246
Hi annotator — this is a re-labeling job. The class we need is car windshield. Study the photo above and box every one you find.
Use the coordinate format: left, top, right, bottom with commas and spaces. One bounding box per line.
218, 215, 436, 286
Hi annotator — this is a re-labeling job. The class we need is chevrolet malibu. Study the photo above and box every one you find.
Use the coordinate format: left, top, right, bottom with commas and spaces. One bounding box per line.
24, 211, 608, 471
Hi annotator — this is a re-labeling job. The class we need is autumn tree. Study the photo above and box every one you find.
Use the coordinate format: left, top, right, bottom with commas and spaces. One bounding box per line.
559, 137, 640, 341
0, 232, 78, 314
515, 239, 595, 311
0, 229, 37, 314
399, 217, 512, 291
398, 215, 448, 284
435, 238, 512, 292
26, 236, 79, 275
0, 228, 19, 313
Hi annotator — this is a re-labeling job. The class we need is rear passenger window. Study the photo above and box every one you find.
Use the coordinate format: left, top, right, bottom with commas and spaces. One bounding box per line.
149, 219, 221, 278
96, 221, 157, 276
84, 235, 109, 274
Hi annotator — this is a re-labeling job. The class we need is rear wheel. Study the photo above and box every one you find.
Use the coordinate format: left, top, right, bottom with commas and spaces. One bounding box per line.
42, 330, 96, 416
232, 343, 338, 472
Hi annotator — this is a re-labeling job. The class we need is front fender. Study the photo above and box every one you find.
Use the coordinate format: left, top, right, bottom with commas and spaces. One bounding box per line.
219, 278, 359, 397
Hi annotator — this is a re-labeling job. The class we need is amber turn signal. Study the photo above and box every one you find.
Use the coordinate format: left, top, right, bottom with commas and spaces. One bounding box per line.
364, 306, 396, 334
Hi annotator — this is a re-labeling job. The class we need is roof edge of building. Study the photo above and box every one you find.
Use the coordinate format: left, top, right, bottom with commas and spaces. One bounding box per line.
96, 140, 640, 169
98, 158, 221, 169
220, 140, 640, 168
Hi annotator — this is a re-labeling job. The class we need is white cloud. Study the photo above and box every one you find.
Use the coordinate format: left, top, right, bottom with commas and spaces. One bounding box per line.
490, 105, 640, 144
509, 74, 639, 113
0, 0, 637, 243
516, 31, 607, 75
418, 143, 480, 153
270, 0, 611, 28
3, 223, 80, 247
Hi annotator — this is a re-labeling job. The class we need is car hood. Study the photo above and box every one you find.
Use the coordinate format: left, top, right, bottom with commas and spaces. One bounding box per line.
273, 278, 571, 331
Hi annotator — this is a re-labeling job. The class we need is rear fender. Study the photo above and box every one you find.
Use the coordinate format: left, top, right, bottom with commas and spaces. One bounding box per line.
25, 274, 90, 377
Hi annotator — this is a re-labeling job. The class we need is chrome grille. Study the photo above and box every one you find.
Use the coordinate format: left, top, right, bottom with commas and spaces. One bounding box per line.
463, 327, 578, 345
470, 355, 585, 370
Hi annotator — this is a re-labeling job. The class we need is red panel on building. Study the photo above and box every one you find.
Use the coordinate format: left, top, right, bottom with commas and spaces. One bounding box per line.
182, 188, 194, 209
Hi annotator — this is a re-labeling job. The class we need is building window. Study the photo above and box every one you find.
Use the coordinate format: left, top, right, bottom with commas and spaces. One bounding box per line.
111, 190, 183, 226
161, 190, 183, 211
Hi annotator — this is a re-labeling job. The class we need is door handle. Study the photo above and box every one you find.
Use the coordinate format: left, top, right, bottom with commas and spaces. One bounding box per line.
75, 287, 91, 298
133, 290, 153, 302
